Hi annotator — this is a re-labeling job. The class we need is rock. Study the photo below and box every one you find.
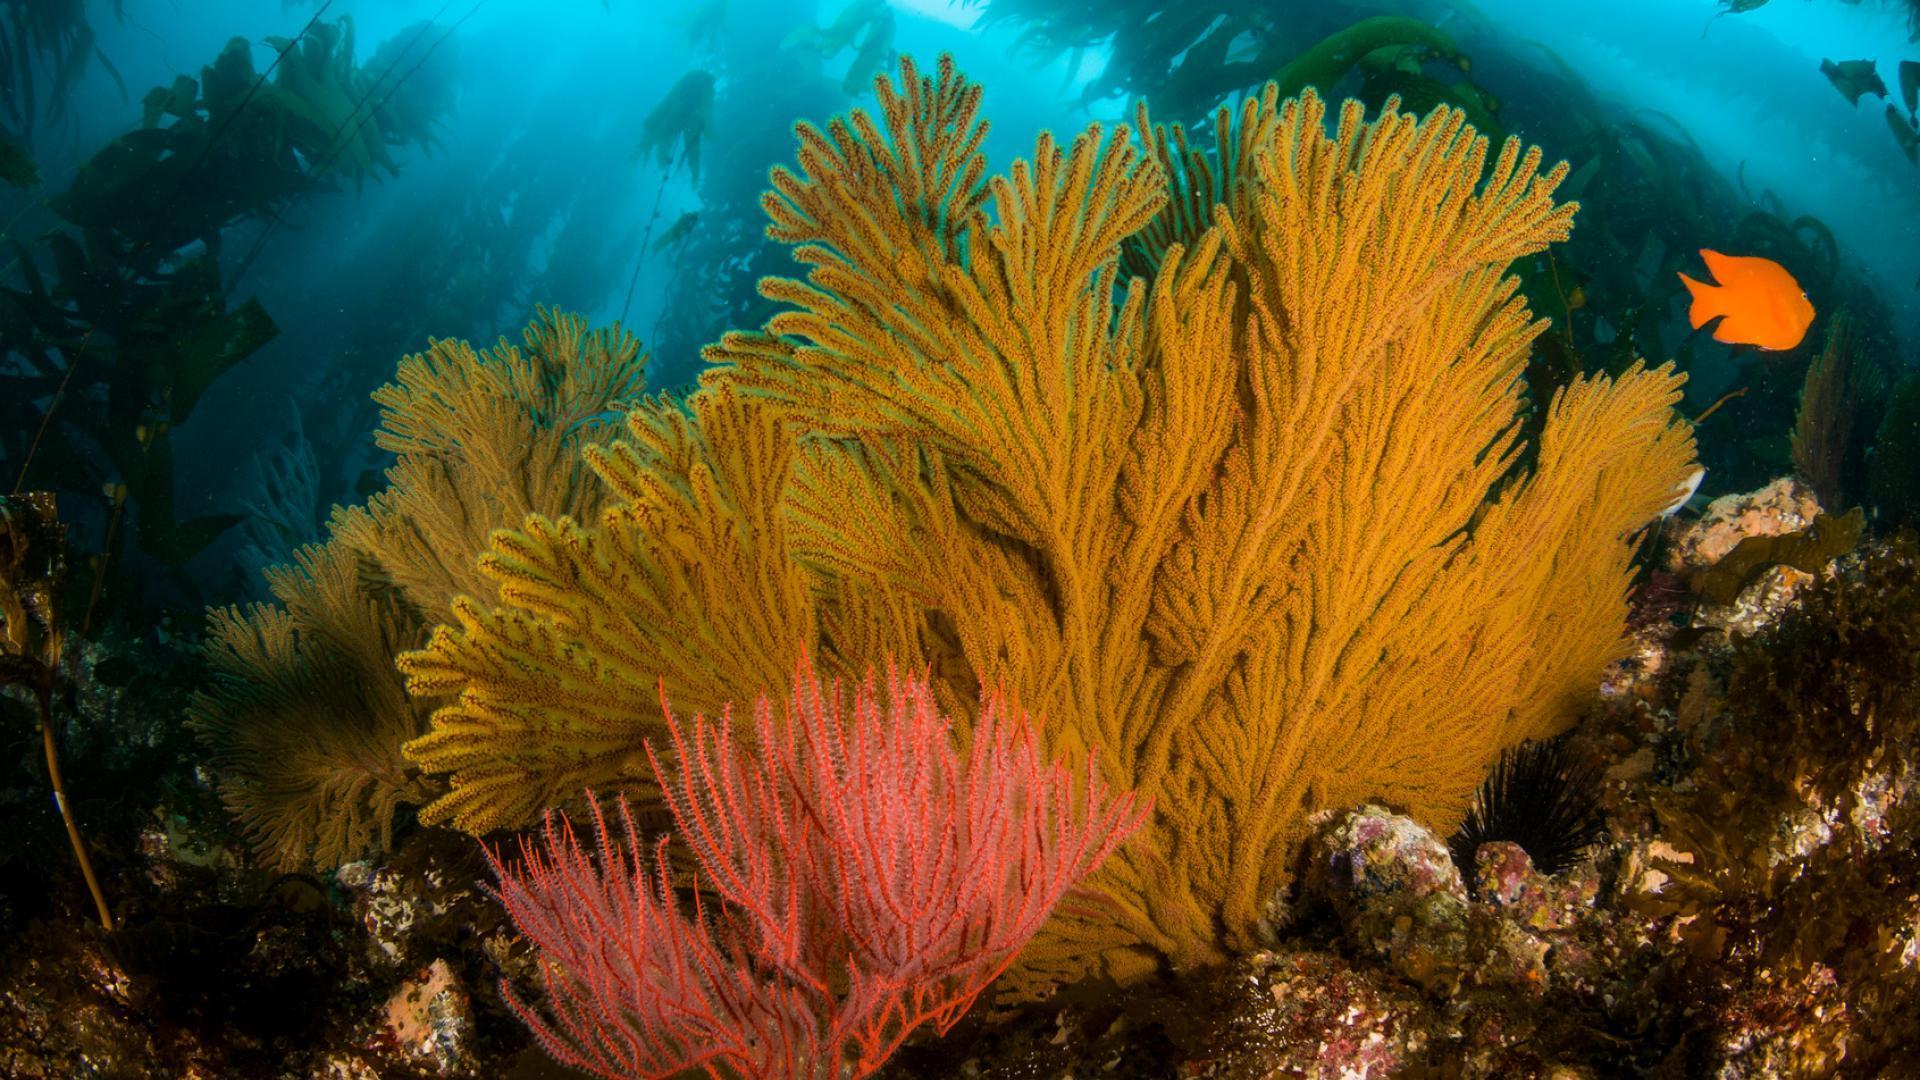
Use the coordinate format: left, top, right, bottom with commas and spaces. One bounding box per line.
380, 958, 474, 1073
1697, 563, 1816, 637
1707, 964, 1850, 1078
1302, 804, 1468, 913
336, 861, 418, 966
319, 1054, 383, 1079
1660, 477, 1834, 637
1172, 951, 1431, 1080
1473, 842, 1539, 908
336, 850, 472, 970
1668, 477, 1821, 572
1464, 843, 1605, 999
1470, 919, 1550, 996
1299, 805, 1469, 995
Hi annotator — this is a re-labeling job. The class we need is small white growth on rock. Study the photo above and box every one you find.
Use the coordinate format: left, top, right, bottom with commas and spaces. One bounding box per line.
382, 958, 474, 1073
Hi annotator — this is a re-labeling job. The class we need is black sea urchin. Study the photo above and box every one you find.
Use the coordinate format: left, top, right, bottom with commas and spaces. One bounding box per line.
1448, 737, 1607, 891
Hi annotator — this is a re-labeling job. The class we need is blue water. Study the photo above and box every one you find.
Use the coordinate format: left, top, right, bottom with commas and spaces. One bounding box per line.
10, 0, 1920, 589
1477, 0, 1919, 318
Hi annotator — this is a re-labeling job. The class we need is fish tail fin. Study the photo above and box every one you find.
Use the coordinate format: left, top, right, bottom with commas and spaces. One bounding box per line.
1676, 271, 1721, 330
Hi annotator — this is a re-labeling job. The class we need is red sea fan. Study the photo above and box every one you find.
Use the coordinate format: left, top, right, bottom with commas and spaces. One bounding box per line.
485, 653, 1149, 1080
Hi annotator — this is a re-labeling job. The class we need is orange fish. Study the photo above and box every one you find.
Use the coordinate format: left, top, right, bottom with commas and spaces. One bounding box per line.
1676, 249, 1815, 351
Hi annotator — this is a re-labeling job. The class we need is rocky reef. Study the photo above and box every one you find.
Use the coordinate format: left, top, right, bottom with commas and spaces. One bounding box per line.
867, 479, 1920, 1078
4, 475, 1917, 1078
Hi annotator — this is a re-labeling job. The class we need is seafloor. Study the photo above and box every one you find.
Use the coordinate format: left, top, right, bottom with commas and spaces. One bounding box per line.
2, 475, 1916, 1078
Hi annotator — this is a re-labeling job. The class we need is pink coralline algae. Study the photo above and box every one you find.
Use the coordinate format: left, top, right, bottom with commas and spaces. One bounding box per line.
1667, 476, 1821, 569
1287, 801, 1628, 1017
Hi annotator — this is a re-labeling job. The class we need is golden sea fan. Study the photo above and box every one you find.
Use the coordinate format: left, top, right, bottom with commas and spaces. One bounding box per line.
401, 55, 1697, 993
193, 307, 649, 870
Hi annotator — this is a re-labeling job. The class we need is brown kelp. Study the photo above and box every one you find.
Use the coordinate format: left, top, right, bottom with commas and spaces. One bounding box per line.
632, 68, 714, 181
1270, 16, 1502, 141
0, 491, 112, 929
964, 3, 1503, 137
965, 0, 1297, 118
1868, 374, 1920, 529
783, 0, 897, 96
621, 69, 717, 324
1820, 57, 1888, 106
0, 17, 453, 606
0, 130, 36, 188
1791, 312, 1888, 511
0, 0, 126, 145
1630, 534, 1920, 1072
649, 7, 841, 385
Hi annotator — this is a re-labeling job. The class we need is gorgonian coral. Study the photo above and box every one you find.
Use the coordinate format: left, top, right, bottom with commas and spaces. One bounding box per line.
490, 655, 1145, 1079
192, 307, 647, 870
400, 56, 1696, 992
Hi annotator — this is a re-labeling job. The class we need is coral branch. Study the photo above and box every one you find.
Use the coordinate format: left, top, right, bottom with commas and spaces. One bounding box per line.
412, 55, 1698, 995
488, 655, 1146, 1079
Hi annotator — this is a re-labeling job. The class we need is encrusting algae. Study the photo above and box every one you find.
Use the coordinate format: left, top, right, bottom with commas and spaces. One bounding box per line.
387, 54, 1698, 996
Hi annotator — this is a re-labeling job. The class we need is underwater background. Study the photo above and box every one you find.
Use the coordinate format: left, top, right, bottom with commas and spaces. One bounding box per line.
8, 0, 1920, 598
4, 0, 1920, 1076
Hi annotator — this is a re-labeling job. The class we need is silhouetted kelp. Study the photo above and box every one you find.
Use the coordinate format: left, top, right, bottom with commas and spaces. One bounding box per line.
1869, 373, 1920, 529
648, 5, 842, 386
0, 15, 454, 616
0, 490, 113, 930
0, 0, 125, 147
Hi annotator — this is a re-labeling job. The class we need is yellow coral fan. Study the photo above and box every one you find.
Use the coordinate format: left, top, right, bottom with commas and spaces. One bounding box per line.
716, 59, 1695, 986
194, 307, 647, 869
190, 541, 431, 871
403, 56, 1697, 990
331, 305, 647, 613
397, 384, 818, 833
